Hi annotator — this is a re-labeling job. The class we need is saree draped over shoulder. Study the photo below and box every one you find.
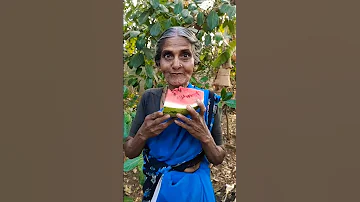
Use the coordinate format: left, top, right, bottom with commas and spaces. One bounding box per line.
141, 83, 221, 202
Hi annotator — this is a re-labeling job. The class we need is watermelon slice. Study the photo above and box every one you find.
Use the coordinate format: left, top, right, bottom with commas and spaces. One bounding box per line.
163, 86, 204, 117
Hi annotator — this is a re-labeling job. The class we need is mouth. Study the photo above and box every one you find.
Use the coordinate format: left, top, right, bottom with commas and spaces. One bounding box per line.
170, 73, 183, 75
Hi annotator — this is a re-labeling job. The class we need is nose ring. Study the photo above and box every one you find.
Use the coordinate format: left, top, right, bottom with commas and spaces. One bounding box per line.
179, 64, 183, 67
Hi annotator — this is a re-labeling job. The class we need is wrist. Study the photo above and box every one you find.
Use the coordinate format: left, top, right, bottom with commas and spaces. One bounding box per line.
200, 133, 213, 145
137, 132, 148, 142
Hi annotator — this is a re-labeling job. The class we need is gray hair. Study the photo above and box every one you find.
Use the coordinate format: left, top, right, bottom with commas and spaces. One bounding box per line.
154, 26, 201, 67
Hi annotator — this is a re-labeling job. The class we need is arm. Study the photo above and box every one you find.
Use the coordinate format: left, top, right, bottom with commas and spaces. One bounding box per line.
200, 134, 226, 165
124, 111, 173, 159
124, 93, 147, 159
174, 100, 226, 165
124, 133, 148, 159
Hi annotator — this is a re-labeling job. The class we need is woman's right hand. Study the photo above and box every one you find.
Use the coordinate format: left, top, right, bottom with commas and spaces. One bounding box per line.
137, 111, 174, 140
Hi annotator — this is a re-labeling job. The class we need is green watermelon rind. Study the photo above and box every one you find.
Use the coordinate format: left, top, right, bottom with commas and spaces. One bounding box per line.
163, 105, 200, 117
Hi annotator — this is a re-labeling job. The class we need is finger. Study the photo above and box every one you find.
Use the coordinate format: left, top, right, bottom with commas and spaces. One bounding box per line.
196, 99, 206, 117
186, 105, 201, 121
186, 105, 200, 119
164, 118, 175, 126
176, 113, 193, 126
146, 111, 164, 120
174, 119, 192, 131
153, 114, 171, 125
154, 119, 174, 134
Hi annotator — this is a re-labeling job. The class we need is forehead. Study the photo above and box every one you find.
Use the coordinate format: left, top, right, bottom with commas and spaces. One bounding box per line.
162, 36, 192, 52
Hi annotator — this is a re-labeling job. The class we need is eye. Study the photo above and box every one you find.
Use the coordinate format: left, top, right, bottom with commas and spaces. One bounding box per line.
181, 52, 192, 59
163, 52, 173, 60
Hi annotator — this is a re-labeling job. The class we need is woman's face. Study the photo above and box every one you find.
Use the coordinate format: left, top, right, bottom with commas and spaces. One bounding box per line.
159, 36, 195, 90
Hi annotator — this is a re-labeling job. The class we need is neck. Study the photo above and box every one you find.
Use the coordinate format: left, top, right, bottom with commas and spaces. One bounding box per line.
168, 82, 189, 90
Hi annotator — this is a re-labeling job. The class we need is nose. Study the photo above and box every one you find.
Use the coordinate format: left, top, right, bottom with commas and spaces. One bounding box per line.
172, 57, 182, 69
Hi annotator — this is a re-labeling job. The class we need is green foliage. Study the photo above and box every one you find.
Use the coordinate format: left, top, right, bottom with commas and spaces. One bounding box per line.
221, 88, 233, 101
225, 99, 236, 109
124, 0, 236, 94
220, 87, 236, 109
206, 10, 219, 31
123, 196, 134, 202
124, 155, 143, 172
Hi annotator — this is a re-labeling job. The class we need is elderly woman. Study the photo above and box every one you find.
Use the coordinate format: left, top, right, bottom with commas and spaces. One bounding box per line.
124, 26, 226, 202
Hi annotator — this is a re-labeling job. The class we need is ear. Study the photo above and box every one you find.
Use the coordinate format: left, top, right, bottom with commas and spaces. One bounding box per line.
193, 63, 198, 72
157, 63, 164, 73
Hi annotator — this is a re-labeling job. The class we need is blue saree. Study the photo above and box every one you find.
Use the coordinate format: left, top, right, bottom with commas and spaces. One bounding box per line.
141, 83, 221, 202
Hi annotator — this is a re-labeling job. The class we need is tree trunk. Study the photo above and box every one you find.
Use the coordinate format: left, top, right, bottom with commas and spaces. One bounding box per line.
213, 57, 232, 91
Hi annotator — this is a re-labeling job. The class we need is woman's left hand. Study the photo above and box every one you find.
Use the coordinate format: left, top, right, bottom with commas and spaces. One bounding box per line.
174, 99, 211, 143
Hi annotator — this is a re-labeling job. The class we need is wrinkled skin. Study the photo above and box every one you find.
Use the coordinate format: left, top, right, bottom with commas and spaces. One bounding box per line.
159, 36, 194, 90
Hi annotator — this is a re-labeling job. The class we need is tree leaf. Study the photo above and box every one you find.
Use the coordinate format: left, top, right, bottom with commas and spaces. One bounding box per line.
223, 92, 233, 101
137, 155, 143, 170
205, 34, 211, 46
123, 85, 129, 99
206, 10, 219, 31
124, 196, 134, 202
123, 121, 129, 140
191, 9, 199, 16
181, 9, 189, 18
145, 65, 154, 78
214, 32, 223, 42
174, 2, 183, 14
129, 53, 145, 68
138, 11, 150, 24
221, 88, 227, 99
124, 156, 142, 172
135, 67, 142, 75
170, 17, 178, 26
150, 22, 162, 36
220, 3, 231, 14
227, 5, 236, 19
127, 78, 138, 87
150, 0, 160, 9
224, 99, 236, 109
196, 30, 205, 40
135, 37, 146, 50
124, 111, 132, 124
188, 3, 197, 11
139, 172, 145, 185
212, 51, 231, 68
197, 12, 205, 26
129, 31, 140, 38
162, 19, 172, 30
228, 40, 236, 53
159, 4, 169, 13
200, 76, 209, 82
184, 16, 194, 24
224, 19, 235, 34
190, 76, 199, 86
202, 21, 211, 32
145, 77, 153, 89
143, 48, 154, 60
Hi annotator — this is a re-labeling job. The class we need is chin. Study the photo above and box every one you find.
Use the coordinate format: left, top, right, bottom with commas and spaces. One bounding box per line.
168, 81, 188, 88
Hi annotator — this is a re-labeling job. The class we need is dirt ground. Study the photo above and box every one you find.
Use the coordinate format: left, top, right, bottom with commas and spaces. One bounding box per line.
123, 108, 236, 202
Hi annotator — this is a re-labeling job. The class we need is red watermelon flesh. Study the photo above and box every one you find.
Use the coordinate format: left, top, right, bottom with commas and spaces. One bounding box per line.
163, 87, 204, 117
